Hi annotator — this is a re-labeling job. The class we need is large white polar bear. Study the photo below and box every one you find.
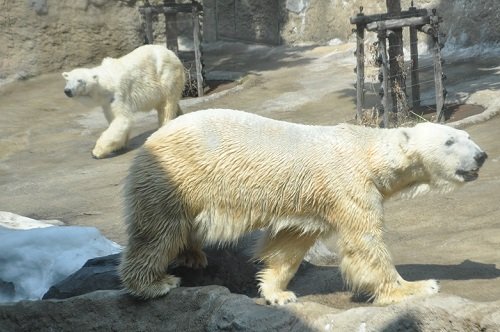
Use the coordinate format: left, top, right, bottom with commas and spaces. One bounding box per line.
62, 45, 185, 159
119, 109, 487, 305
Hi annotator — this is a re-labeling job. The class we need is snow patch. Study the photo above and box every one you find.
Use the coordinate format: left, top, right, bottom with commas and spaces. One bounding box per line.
0, 223, 121, 303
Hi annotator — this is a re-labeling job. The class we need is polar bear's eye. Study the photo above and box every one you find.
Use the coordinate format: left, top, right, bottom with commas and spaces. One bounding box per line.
445, 138, 455, 146
77, 79, 83, 83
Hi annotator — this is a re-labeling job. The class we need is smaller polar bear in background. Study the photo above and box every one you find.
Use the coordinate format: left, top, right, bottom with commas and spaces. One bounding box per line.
119, 109, 488, 305
62, 45, 185, 159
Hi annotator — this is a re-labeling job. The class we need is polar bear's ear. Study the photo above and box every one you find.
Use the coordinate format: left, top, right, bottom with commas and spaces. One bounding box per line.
62, 72, 69, 79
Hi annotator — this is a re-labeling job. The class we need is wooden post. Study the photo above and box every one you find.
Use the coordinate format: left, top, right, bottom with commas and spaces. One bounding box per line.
164, 0, 179, 54
409, 4, 420, 108
192, 1, 204, 97
386, 0, 405, 114
378, 30, 391, 127
144, 0, 154, 44
431, 9, 444, 122
355, 7, 365, 123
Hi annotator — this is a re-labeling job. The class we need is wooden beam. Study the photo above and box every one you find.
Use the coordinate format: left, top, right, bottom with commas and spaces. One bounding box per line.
366, 16, 429, 31
139, 3, 202, 15
350, 8, 427, 25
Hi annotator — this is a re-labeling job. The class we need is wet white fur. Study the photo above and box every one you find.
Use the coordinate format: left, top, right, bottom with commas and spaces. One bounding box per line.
119, 109, 486, 305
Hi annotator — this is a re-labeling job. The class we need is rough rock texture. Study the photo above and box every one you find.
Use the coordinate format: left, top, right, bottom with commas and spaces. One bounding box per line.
42, 247, 261, 300
205, 0, 500, 46
280, 0, 500, 46
1, 287, 499, 331
0, 0, 142, 83
28, 245, 499, 331
1, 0, 499, 83
0, 287, 313, 332
42, 254, 123, 300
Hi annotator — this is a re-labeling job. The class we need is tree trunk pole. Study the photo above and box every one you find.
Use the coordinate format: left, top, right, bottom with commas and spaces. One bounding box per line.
355, 21, 365, 123
385, 0, 405, 115
192, 2, 204, 97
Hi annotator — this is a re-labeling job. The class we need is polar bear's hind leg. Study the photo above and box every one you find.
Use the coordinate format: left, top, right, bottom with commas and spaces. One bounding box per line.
255, 230, 318, 305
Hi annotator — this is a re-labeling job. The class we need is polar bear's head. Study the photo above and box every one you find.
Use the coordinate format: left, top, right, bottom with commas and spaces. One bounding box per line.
402, 122, 487, 195
62, 68, 98, 98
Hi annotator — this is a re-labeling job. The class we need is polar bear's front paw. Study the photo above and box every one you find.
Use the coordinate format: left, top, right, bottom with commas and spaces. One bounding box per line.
262, 290, 297, 305
141, 275, 181, 299
374, 279, 440, 304
92, 145, 108, 159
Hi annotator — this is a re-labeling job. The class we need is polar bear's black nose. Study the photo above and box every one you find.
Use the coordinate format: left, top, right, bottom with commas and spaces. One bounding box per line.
64, 89, 73, 97
475, 152, 488, 167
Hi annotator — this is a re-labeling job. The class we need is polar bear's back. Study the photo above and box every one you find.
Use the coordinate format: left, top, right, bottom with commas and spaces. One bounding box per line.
138, 109, 368, 216
97, 45, 185, 107
148, 109, 335, 156
100, 45, 183, 83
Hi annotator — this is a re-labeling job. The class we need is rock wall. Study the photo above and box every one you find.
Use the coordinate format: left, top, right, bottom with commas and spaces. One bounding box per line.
203, 0, 500, 47
0, 0, 143, 83
1, 0, 498, 83
279, 0, 500, 46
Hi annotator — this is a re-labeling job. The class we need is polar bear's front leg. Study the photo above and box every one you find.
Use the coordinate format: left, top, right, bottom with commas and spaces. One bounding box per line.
92, 114, 132, 159
255, 230, 317, 305
337, 217, 439, 304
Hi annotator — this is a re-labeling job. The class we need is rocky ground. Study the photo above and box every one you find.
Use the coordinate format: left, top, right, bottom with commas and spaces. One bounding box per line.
0, 42, 499, 330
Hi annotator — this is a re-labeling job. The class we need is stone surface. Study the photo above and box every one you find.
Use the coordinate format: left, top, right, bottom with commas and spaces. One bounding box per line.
42, 254, 122, 300
1, 286, 499, 332
0, 287, 312, 332
2, 0, 499, 83
0, 0, 142, 84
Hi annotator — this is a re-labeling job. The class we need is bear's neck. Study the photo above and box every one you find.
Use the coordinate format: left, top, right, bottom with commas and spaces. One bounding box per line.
365, 129, 429, 199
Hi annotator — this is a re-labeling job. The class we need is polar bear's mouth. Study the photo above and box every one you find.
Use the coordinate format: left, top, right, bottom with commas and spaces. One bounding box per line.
456, 168, 479, 182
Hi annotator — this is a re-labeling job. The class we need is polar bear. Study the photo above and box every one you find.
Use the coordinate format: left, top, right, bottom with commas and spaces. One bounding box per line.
62, 45, 185, 159
119, 109, 487, 305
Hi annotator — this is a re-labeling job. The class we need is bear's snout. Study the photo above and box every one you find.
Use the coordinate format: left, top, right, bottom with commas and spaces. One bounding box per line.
475, 151, 488, 167
64, 88, 73, 97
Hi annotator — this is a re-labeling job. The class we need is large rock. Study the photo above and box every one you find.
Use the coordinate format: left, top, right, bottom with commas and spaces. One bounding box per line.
2, 286, 500, 331
1, 287, 313, 332
2, 235, 499, 331
42, 248, 262, 300
42, 254, 123, 300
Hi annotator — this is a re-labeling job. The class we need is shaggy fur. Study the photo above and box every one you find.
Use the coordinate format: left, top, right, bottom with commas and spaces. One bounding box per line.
62, 45, 185, 159
119, 109, 487, 305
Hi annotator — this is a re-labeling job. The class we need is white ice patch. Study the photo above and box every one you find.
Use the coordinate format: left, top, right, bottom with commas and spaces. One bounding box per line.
0, 225, 121, 303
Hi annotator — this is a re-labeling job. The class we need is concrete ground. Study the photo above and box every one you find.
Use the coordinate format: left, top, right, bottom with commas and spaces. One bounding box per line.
0, 42, 499, 306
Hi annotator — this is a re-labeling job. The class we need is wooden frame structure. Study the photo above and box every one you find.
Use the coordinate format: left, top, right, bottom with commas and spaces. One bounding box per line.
350, 4, 446, 126
139, 0, 205, 97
